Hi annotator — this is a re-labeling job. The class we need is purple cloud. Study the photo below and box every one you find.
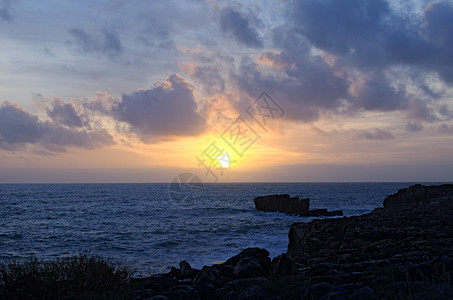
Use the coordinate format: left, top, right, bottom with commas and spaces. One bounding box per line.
113, 74, 206, 141
47, 98, 84, 128
219, 7, 263, 48
354, 128, 394, 140
68, 28, 122, 58
0, 101, 114, 152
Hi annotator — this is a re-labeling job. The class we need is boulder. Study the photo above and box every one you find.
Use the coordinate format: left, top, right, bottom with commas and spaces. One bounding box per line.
238, 285, 275, 300
269, 254, 298, 279
178, 260, 198, 279
224, 248, 271, 276
233, 257, 264, 279
144, 274, 178, 292
253, 194, 309, 215
215, 277, 270, 300
383, 184, 453, 210
167, 285, 200, 300
193, 265, 232, 289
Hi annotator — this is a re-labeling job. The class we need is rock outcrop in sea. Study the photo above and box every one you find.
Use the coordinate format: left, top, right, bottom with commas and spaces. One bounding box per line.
132, 184, 453, 299
253, 194, 343, 217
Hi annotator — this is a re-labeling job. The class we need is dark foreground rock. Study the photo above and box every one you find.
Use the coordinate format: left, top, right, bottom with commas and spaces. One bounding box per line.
383, 183, 453, 210
133, 184, 453, 300
253, 194, 343, 217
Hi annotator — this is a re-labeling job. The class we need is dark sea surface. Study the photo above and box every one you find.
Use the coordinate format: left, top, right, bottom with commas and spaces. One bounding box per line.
0, 182, 445, 275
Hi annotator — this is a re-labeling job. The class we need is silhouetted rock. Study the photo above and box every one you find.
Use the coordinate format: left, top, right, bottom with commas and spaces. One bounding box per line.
269, 254, 298, 279
224, 248, 271, 276
253, 194, 310, 215
215, 277, 269, 300
233, 257, 263, 279
167, 285, 200, 300
144, 274, 178, 292
300, 209, 343, 217
254, 194, 343, 217
237, 285, 276, 300
148, 295, 169, 300
178, 260, 198, 279
383, 183, 453, 210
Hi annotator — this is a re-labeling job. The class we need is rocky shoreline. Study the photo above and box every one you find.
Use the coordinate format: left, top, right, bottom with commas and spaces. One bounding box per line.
132, 184, 453, 300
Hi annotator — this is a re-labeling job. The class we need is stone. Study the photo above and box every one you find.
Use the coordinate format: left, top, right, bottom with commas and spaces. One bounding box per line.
233, 257, 264, 279
178, 260, 197, 279
304, 282, 339, 299
144, 274, 178, 293
238, 285, 275, 300
132, 288, 154, 299
301, 209, 328, 217
215, 277, 269, 300
224, 248, 271, 276
148, 296, 169, 300
193, 283, 215, 300
269, 254, 298, 279
319, 290, 348, 300
383, 184, 453, 210
193, 265, 232, 289
167, 285, 200, 300
352, 286, 377, 300
253, 194, 310, 215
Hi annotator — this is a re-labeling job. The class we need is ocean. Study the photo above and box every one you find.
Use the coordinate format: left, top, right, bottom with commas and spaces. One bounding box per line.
0, 182, 444, 275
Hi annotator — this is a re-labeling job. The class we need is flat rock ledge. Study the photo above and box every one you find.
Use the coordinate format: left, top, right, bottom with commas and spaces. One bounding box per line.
132, 184, 453, 300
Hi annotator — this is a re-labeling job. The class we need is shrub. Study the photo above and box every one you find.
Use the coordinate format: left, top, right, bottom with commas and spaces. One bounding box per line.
0, 255, 133, 299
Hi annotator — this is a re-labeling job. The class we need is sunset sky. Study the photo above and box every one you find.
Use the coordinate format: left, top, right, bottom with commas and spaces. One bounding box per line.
1, 0, 453, 183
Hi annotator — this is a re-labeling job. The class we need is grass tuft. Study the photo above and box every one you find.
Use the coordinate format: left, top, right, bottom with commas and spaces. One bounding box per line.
0, 255, 133, 300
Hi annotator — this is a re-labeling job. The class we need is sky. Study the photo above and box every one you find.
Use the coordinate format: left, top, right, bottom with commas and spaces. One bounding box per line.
1, 0, 453, 183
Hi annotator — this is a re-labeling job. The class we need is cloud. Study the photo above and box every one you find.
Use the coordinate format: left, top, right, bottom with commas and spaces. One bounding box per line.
438, 124, 453, 135
229, 0, 453, 129
46, 98, 84, 127
0, 101, 114, 152
180, 51, 234, 95
405, 121, 423, 132
288, 0, 453, 81
352, 71, 408, 112
68, 28, 122, 58
219, 7, 263, 48
232, 48, 350, 122
354, 128, 394, 140
113, 74, 206, 141
0, 0, 14, 21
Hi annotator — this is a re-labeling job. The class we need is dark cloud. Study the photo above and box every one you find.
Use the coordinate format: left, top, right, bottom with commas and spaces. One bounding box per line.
0, 101, 114, 152
68, 28, 122, 58
354, 128, 394, 140
423, 2, 453, 81
290, 0, 429, 68
219, 8, 263, 48
113, 74, 206, 141
232, 47, 350, 122
438, 124, 453, 135
182, 52, 234, 95
47, 98, 84, 127
405, 99, 437, 122
192, 65, 225, 94
353, 72, 408, 112
230, 0, 453, 128
405, 121, 423, 132
0, 0, 14, 21
289, 0, 453, 80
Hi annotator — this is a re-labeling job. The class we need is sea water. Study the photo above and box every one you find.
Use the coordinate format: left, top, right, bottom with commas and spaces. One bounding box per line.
0, 182, 443, 274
